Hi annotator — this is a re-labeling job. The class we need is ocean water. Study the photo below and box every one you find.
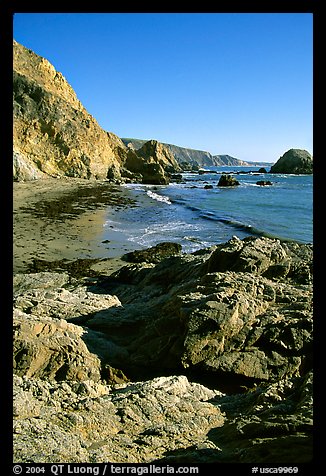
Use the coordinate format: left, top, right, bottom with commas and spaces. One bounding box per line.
102, 166, 313, 255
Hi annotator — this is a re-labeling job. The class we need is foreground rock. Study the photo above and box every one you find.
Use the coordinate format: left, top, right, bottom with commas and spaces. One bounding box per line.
270, 149, 313, 174
81, 236, 312, 385
13, 236, 313, 463
14, 237, 312, 384
13, 374, 224, 463
13, 371, 312, 463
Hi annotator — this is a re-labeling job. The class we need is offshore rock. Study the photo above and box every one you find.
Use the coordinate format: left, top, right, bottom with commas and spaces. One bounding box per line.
256, 180, 272, 186
217, 174, 240, 186
270, 149, 313, 174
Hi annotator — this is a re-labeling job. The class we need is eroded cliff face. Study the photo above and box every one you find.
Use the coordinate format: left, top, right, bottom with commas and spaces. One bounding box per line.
13, 40, 124, 181
13, 41, 183, 184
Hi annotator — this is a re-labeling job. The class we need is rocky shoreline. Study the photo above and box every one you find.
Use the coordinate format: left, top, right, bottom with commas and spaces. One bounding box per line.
13, 178, 313, 464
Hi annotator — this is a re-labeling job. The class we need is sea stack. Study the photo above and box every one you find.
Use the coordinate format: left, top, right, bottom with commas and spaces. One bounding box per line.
270, 149, 313, 174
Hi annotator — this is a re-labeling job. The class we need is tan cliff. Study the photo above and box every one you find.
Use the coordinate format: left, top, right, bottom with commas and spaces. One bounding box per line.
13, 40, 124, 181
13, 40, 182, 184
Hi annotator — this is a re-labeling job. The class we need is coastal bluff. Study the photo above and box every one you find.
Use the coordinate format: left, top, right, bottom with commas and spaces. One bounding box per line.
13, 40, 180, 184
13, 40, 121, 181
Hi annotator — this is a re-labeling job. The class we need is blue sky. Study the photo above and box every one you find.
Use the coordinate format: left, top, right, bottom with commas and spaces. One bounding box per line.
13, 13, 313, 163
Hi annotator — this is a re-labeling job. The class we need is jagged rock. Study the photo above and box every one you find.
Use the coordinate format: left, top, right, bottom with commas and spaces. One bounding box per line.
270, 149, 313, 174
122, 242, 182, 264
217, 174, 240, 186
13, 309, 102, 382
13, 150, 47, 181
12, 237, 313, 463
123, 140, 180, 184
13, 272, 122, 321
136, 140, 181, 174
13, 272, 126, 374
13, 374, 224, 463
13, 238, 312, 383
155, 371, 313, 464
85, 237, 312, 382
12, 370, 312, 464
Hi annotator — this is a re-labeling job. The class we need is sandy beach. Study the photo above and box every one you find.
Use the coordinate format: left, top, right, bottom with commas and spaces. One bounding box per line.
13, 177, 142, 276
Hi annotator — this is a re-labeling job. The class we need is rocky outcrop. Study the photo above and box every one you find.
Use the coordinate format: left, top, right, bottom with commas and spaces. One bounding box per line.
270, 149, 313, 174
157, 371, 313, 464
256, 180, 272, 186
13, 374, 224, 463
218, 174, 240, 186
123, 140, 181, 184
13, 40, 124, 181
81, 236, 312, 383
12, 236, 313, 463
14, 237, 312, 384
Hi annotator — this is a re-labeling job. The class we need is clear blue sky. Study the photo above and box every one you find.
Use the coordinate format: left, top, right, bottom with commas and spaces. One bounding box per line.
13, 12, 313, 163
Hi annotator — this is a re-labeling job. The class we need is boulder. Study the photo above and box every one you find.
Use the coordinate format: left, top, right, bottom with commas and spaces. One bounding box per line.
13, 309, 102, 382
270, 149, 313, 174
256, 180, 272, 186
217, 174, 240, 186
123, 148, 169, 185
156, 371, 313, 464
122, 242, 182, 264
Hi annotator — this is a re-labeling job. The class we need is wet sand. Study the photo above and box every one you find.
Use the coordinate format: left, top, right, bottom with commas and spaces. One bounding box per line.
13, 177, 142, 276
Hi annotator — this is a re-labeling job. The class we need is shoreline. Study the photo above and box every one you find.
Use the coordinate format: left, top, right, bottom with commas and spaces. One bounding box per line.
13, 177, 313, 464
13, 177, 146, 275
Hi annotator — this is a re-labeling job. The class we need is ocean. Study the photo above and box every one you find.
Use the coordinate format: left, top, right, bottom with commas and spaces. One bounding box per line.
102, 166, 313, 256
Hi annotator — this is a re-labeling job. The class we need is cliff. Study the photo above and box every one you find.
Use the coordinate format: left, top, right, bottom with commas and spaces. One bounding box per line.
122, 138, 249, 167
13, 40, 124, 181
13, 41, 179, 184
